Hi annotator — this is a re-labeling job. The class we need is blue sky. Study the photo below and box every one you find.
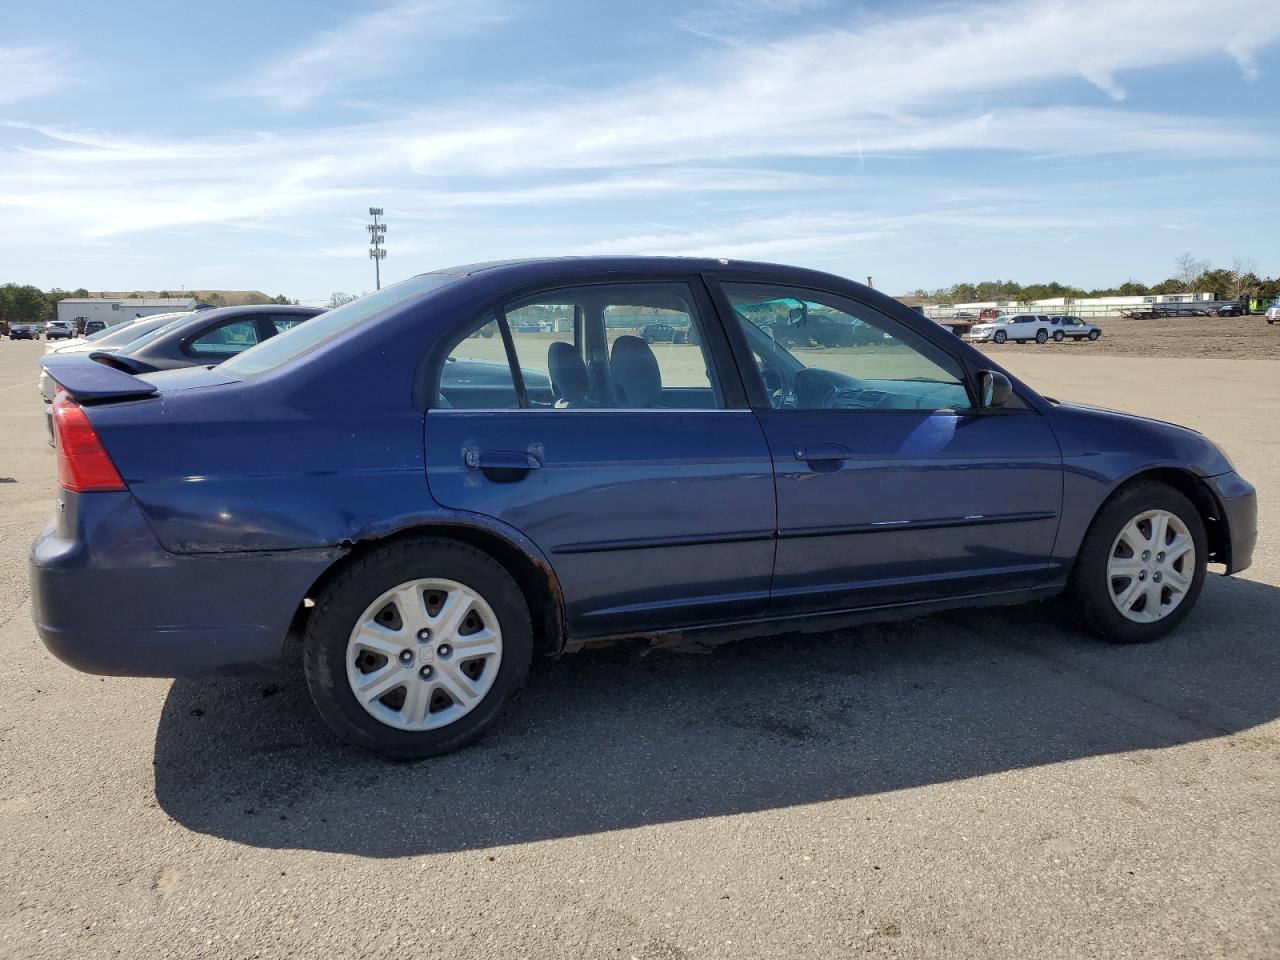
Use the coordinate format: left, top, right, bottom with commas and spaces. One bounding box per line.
2, 0, 1278, 300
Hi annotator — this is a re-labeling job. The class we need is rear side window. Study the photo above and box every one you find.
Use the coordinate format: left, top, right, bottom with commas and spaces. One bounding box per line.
434, 282, 723, 410
271, 316, 306, 334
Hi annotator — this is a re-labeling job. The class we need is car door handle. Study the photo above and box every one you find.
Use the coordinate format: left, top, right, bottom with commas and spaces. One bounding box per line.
464, 448, 542, 478
794, 443, 853, 463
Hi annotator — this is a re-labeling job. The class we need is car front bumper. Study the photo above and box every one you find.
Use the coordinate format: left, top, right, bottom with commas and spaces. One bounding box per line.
30, 491, 339, 677
1207, 471, 1257, 575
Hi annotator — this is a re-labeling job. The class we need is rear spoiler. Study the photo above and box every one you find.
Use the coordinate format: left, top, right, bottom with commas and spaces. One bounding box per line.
88, 351, 160, 375
41, 356, 158, 403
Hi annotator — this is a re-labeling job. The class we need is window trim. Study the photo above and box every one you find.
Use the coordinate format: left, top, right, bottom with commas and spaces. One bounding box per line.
426, 274, 749, 411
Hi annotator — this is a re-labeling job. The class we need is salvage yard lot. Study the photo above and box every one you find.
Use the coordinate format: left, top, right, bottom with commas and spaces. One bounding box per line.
0, 335, 1277, 959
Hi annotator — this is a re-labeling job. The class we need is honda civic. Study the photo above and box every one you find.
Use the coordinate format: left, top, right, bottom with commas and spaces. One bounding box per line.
32, 258, 1257, 757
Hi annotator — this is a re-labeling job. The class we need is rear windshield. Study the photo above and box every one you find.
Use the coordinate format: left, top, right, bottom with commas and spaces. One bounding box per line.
221, 274, 458, 377
90, 313, 190, 348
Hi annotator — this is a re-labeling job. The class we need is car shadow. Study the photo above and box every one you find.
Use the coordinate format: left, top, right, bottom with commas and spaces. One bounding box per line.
153, 575, 1280, 857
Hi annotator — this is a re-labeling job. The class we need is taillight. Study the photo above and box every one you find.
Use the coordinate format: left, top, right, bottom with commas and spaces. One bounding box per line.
51, 397, 126, 492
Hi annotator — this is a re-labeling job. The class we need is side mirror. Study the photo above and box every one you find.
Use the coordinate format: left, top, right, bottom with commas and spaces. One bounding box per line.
979, 370, 1013, 409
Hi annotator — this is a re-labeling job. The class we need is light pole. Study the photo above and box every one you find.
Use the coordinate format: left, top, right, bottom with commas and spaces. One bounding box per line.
367, 207, 387, 290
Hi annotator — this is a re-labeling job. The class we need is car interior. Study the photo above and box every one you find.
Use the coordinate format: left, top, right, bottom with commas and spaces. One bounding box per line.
722, 287, 975, 411
437, 282, 977, 413
439, 283, 722, 411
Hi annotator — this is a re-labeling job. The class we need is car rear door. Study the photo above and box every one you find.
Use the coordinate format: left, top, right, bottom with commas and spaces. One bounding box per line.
710, 278, 1063, 614
423, 276, 777, 638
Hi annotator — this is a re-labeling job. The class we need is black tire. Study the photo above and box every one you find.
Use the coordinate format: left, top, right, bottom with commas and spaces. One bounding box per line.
1068, 482, 1207, 644
304, 537, 533, 758
1053, 330, 1065, 342
1035, 329, 1049, 344
1088, 330, 1100, 340
993, 330, 1007, 344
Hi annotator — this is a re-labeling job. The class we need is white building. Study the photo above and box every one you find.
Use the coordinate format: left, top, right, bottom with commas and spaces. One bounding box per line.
56, 297, 197, 330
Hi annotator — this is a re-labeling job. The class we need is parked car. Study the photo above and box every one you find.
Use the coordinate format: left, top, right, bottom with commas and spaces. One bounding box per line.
1047, 316, 1102, 341
38, 308, 317, 441
33, 257, 1257, 758
83, 319, 108, 336
964, 312, 1009, 340
640, 321, 685, 343
9, 323, 40, 340
971, 314, 1055, 344
1267, 303, 1280, 325
45, 320, 76, 341
97, 305, 324, 374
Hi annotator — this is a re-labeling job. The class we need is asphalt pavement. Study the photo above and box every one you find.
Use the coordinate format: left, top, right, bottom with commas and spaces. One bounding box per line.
1, 339, 1276, 959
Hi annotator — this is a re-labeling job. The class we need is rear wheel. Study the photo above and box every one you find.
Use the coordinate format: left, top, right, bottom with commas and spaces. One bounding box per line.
1035, 329, 1049, 344
304, 538, 532, 758
1068, 483, 1207, 643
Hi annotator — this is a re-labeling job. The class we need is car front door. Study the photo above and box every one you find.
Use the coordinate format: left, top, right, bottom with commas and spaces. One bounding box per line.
711, 279, 1063, 615
424, 277, 777, 638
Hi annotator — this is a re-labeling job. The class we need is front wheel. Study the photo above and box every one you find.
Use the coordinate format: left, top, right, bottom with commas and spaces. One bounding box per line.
304, 538, 533, 758
1068, 483, 1207, 643
1053, 330, 1065, 342
1088, 330, 1101, 340
993, 330, 1007, 344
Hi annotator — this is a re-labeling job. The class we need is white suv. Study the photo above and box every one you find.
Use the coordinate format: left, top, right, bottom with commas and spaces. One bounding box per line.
1048, 315, 1102, 341
967, 313, 1054, 344
1266, 302, 1279, 325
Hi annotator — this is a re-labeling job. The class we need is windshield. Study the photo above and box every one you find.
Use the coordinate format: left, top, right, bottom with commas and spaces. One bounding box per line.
221, 274, 458, 377
88, 312, 191, 348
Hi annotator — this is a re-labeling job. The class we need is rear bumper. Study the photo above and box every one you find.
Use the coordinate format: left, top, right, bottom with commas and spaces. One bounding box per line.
30, 491, 340, 677
1207, 471, 1257, 575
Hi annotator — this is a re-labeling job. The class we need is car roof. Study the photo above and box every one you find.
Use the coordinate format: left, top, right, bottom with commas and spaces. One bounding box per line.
415, 256, 859, 291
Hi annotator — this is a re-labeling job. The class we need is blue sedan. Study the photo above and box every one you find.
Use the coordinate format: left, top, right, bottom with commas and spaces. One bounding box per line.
31, 258, 1257, 757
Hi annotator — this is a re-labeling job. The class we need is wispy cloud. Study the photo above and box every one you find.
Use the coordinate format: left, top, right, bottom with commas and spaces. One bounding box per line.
0, 45, 76, 106
219, 0, 515, 109
2, 0, 1278, 251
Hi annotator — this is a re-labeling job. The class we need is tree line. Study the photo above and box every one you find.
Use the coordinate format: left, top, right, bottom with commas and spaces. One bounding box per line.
906, 255, 1278, 303
0, 284, 295, 327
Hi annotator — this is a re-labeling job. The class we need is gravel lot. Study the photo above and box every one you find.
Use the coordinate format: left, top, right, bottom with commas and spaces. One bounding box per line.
1, 336, 1277, 959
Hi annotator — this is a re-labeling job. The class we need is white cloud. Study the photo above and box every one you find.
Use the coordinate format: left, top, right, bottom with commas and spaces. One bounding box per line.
0, 46, 75, 106
1, 0, 1278, 250
220, 0, 515, 109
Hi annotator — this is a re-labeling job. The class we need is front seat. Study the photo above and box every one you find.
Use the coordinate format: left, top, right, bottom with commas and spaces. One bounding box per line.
547, 341, 590, 407
609, 335, 662, 408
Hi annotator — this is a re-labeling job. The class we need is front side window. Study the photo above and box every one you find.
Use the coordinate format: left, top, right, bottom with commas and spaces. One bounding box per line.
188, 319, 261, 358
439, 312, 521, 409
721, 282, 971, 412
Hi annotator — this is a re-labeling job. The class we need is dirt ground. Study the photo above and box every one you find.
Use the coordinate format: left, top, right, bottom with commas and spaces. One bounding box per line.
970, 314, 1280, 360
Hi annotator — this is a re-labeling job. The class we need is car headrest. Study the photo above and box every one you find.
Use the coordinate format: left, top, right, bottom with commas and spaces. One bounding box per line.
610, 335, 662, 408
547, 341, 588, 404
